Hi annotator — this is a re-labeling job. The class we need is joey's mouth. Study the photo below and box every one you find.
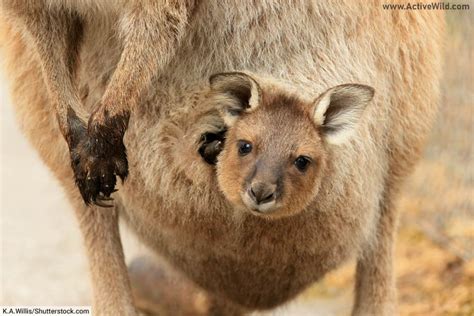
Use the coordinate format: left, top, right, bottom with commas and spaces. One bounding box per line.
240, 190, 280, 215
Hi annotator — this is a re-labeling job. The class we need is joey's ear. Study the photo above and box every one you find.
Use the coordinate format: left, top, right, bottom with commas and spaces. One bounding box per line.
209, 72, 262, 126
312, 84, 374, 145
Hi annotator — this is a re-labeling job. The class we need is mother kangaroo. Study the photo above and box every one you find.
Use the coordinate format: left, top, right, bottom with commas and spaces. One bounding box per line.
0, 1, 444, 315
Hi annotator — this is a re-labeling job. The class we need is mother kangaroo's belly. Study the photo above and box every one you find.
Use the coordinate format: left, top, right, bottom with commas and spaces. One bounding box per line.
122, 201, 360, 309
167, 247, 320, 309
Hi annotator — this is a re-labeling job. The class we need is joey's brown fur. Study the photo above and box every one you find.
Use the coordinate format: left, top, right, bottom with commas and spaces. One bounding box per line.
0, 1, 444, 315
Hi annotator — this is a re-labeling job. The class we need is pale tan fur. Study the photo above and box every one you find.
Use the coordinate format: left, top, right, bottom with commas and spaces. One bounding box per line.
0, 0, 195, 205
0, 1, 444, 315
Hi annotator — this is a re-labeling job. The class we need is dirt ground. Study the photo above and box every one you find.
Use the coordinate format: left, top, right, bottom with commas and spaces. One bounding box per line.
1, 8, 472, 316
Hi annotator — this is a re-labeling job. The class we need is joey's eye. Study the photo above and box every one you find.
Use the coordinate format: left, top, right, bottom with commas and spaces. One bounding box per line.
294, 156, 311, 172
238, 140, 253, 156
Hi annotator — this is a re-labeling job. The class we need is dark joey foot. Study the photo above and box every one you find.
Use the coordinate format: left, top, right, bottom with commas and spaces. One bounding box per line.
199, 128, 227, 165
67, 110, 129, 207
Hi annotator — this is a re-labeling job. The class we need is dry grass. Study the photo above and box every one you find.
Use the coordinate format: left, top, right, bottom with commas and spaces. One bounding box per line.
297, 10, 474, 316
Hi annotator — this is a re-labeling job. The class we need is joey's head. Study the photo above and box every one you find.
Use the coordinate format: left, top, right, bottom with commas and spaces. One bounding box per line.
207, 72, 374, 219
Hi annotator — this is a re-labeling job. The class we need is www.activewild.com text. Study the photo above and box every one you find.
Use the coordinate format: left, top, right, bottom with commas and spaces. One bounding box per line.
383, 2, 470, 10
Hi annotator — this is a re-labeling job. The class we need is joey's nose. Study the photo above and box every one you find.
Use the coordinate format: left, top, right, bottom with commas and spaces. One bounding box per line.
249, 182, 276, 205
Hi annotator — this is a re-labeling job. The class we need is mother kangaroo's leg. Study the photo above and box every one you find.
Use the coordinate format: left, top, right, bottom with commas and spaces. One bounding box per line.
0, 17, 137, 314
1, 1, 196, 206
352, 186, 398, 316
128, 256, 247, 316
69, 194, 137, 315
0, 2, 120, 206
86, 0, 195, 204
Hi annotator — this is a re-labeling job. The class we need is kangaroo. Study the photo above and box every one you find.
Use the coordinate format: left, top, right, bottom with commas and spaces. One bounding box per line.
0, 1, 444, 315
0, 0, 195, 206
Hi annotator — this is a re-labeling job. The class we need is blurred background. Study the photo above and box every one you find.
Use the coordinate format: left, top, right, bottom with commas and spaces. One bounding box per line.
1, 7, 472, 316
